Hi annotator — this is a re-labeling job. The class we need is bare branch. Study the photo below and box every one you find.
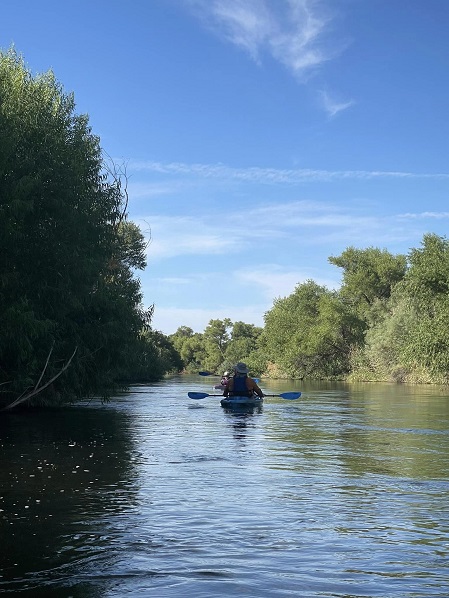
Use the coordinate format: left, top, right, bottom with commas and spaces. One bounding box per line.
34, 342, 54, 390
2, 347, 78, 412
102, 151, 129, 228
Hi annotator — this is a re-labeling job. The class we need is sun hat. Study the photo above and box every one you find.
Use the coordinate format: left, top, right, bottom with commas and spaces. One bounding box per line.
234, 362, 249, 374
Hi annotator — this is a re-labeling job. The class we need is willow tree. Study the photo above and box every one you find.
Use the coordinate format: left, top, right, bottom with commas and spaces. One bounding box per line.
262, 280, 365, 379
224, 321, 263, 374
201, 318, 232, 373
392, 233, 449, 381
329, 246, 407, 321
0, 49, 150, 408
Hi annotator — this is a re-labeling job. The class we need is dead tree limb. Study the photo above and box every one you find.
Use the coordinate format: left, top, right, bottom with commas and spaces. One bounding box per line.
33, 342, 54, 391
1, 347, 78, 412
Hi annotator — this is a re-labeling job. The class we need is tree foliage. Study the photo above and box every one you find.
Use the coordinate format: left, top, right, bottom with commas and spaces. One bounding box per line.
346, 234, 449, 383
121, 329, 183, 383
396, 234, 449, 381
169, 319, 264, 376
224, 321, 263, 371
170, 327, 206, 372
262, 280, 365, 379
202, 318, 232, 372
329, 246, 407, 319
0, 49, 178, 408
168, 233, 449, 384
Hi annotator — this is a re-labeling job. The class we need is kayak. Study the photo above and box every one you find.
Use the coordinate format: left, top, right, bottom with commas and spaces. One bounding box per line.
220, 395, 263, 408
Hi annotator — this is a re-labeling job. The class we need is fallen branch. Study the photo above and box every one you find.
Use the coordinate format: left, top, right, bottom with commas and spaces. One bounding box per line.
2, 346, 78, 412
33, 342, 54, 391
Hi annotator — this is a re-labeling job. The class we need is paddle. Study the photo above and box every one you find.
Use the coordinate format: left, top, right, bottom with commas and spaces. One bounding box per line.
188, 391, 301, 400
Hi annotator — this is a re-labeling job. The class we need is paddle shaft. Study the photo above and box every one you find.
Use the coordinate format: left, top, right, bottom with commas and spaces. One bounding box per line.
188, 391, 301, 400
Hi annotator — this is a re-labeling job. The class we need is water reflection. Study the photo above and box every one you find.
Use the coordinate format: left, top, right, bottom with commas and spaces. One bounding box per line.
0, 406, 138, 596
1, 378, 449, 597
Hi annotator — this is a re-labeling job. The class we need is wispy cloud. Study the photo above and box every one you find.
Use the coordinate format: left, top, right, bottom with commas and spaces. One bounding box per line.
188, 0, 334, 77
235, 264, 340, 300
134, 200, 430, 264
130, 160, 449, 185
155, 277, 193, 285
187, 0, 355, 114
127, 181, 188, 199
148, 264, 341, 334
137, 203, 449, 333
240, 201, 394, 242
319, 90, 355, 117
398, 211, 449, 220
136, 215, 245, 259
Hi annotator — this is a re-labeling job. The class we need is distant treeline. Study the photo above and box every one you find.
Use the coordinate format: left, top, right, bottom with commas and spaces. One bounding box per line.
171, 237, 449, 385
3, 48, 449, 412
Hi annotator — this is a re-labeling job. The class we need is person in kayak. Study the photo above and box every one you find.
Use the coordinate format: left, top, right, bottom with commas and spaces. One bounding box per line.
220, 371, 230, 386
223, 362, 264, 398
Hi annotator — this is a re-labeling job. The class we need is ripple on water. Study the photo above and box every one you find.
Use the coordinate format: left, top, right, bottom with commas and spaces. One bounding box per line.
1, 378, 449, 596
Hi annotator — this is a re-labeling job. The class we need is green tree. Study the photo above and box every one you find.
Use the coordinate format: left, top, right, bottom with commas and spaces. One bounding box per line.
170, 326, 195, 355
0, 49, 154, 408
224, 321, 263, 372
169, 327, 207, 372
349, 296, 417, 382
263, 280, 365, 379
347, 235, 449, 383
329, 247, 407, 320
122, 329, 183, 382
396, 234, 449, 381
202, 318, 232, 372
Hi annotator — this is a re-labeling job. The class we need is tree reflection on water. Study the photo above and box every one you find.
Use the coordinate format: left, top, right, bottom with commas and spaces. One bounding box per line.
0, 406, 138, 596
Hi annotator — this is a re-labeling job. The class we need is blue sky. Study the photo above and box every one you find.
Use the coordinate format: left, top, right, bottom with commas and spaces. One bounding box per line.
3, 0, 449, 334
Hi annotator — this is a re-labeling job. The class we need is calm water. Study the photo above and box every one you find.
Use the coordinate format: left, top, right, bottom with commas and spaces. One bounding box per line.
1, 376, 449, 597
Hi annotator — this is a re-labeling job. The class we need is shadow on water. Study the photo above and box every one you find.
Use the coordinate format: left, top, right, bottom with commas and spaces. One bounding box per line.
0, 406, 138, 596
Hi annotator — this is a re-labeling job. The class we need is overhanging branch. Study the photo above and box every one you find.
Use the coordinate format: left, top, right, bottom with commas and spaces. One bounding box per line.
1, 347, 78, 412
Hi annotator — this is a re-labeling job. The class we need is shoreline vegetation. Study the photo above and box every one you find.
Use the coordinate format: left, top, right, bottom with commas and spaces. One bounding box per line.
2, 48, 449, 411
169, 235, 449, 388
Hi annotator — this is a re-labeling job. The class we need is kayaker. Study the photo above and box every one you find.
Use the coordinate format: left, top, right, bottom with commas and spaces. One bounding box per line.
220, 371, 230, 386
223, 362, 264, 398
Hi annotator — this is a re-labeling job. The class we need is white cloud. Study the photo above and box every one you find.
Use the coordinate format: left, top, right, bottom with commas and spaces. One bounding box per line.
148, 265, 342, 335
319, 90, 354, 117
188, 0, 333, 77
135, 215, 243, 259
130, 160, 449, 185
186, 0, 354, 115
398, 211, 449, 220
127, 181, 186, 199
150, 304, 266, 335
155, 277, 192, 285
205, 0, 273, 62
132, 198, 440, 264
235, 264, 340, 300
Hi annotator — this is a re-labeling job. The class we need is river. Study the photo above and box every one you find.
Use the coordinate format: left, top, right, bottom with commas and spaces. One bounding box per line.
1, 376, 449, 597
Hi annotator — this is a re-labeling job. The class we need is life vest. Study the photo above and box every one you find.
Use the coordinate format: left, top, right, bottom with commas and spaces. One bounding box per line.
230, 374, 252, 398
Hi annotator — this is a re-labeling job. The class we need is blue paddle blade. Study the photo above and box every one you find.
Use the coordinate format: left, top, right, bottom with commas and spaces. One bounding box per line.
188, 391, 211, 399
279, 392, 301, 400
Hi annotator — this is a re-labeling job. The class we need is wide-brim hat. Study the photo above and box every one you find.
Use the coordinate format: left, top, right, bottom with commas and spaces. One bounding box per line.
235, 362, 249, 374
